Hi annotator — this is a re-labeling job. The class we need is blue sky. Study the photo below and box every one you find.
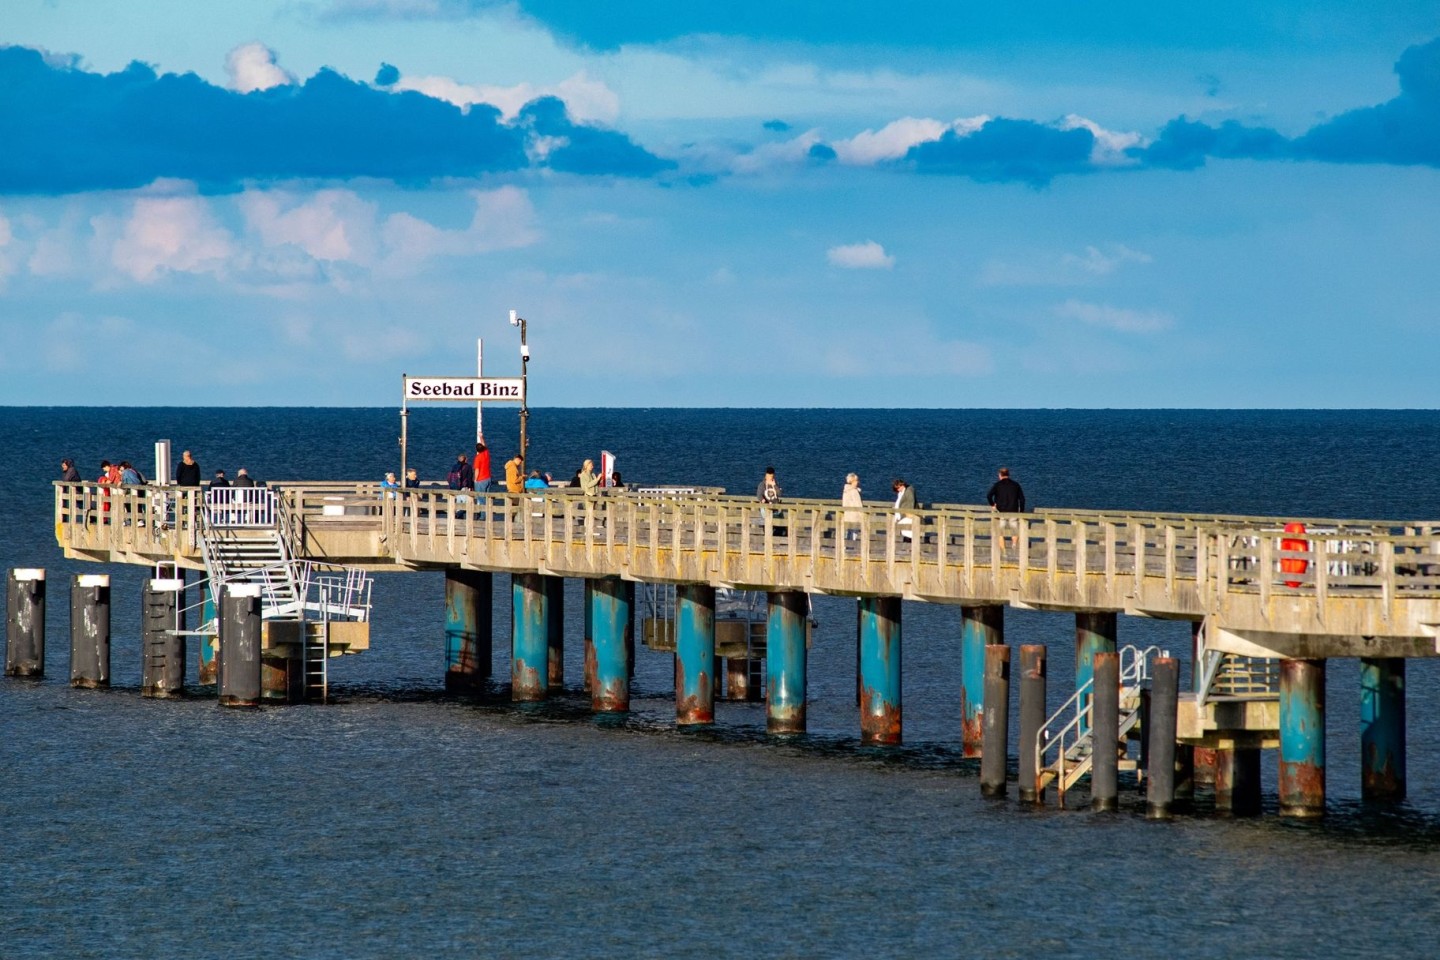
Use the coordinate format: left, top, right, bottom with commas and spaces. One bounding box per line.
2, 1, 1438, 406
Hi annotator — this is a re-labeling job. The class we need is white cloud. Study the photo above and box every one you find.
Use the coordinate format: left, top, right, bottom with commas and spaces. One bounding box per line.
729, 128, 825, 174
379, 186, 540, 274
832, 115, 989, 165
1058, 115, 1146, 166
225, 43, 296, 93
0, 212, 15, 289
1061, 244, 1152, 275
392, 71, 620, 124
239, 189, 380, 263
827, 240, 894, 270
102, 192, 236, 283
1056, 299, 1173, 333
821, 326, 992, 378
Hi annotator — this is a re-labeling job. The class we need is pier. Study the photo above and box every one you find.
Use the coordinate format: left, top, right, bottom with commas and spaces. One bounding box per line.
25, 479, 1440, 817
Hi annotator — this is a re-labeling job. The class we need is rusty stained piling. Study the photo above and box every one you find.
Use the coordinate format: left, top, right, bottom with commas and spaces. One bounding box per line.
1214, 747, 1262, 816
444, 569, 493, 691
142, 579, 185, 698
1018, 644, 1047, 803
1360, 657, 1405, 803
5, 568, 47, 678
590, 577, 631, 712
857, 595, 902, 746
1190, 620, 1217, 785
1279, 658, 1326, 817
69, 574, 111, 689
218, 584, 262, 708
511, 573, 549, 702
197, 573, 219, 686
546, 576, 565, 692
1091, 651, 1120, 812
979, 644, 1010, 797
582, 579, 595, 694
675, 583, 716, 725
959, 605, 1003, 757
766, 590, 808, 735
1146, 656, 1179, 819
1075, 612, 1116, 736
625, 580, 637, 682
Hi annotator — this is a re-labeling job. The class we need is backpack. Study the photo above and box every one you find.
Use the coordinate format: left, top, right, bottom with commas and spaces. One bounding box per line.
447, 464, 464, 489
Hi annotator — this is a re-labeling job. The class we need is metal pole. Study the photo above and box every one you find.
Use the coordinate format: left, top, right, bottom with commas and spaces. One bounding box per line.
857, 595, 902, 745
400, 380, 409, 488
476, 337, 484, 442
1018, 644, 1047, 803
675, 583, 716, 725
5, 568, 46, 678
69, 574, 110, 689
979, 643, 1010, 797
518, 319, 529, 478
1091, 651, 1120, 811
1147, 656, 1179, 819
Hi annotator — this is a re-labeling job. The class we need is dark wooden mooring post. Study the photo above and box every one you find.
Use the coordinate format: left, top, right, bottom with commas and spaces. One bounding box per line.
1091, 651, 1120, 811
1146, 656, 1179, 820
980, 644, 1010, 797
141, 578, 185, 699
218, 584, 262, 708
69, 574, 111, 689
5, 568, 47, 678
1017, 644, 1047, 803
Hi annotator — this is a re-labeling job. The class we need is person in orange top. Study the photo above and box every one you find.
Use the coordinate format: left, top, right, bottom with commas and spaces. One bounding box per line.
504, 455, 524, 494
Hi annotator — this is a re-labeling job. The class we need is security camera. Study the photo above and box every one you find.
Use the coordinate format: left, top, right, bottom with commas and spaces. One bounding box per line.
509, 309, 519, 326
521, 344, 530, 360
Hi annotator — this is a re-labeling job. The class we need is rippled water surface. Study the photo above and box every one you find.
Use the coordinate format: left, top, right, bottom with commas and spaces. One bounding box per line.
5, 408, 1440, 958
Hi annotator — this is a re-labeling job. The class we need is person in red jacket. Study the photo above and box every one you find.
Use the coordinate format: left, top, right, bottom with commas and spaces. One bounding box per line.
473, 437, 493, 492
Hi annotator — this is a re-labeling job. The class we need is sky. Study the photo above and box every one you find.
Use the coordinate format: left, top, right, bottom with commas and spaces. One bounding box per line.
1, 1, 1438, 407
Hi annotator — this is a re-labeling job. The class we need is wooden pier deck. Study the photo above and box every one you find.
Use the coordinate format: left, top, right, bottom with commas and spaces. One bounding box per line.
53, 481, 1440, 659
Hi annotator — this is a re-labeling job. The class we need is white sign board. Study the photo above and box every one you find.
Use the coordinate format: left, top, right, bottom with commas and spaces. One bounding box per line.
403, 376, 524, 402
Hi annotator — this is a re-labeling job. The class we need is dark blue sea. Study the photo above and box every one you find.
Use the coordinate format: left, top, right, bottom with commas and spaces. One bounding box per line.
5, 408, 1440, 958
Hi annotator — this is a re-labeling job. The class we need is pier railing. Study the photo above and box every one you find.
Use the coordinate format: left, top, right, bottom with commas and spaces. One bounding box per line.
53, 481, 1440, 638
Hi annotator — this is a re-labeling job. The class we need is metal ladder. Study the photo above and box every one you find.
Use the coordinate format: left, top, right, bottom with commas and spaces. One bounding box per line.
302, 617, 329, 704
1035, 645, 1159, 804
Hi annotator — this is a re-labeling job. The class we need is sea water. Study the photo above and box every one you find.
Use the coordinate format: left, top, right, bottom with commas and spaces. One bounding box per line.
4, 408, 1440, 958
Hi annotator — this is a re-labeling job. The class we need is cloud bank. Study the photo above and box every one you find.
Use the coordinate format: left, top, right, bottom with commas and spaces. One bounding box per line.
0, 45, 670, 194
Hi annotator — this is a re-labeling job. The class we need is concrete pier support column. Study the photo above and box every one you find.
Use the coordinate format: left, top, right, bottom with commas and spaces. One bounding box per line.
675, 584, 716, 726
1190, 620, 1217, 786
1279, 658, 1326, 818
141, 579, 185, 699
979, 644, 1011, 797
1214, 747, 1262, 816
69, 574, 110, 689
960, 605, 1003, 757
1075, 612, 1117, 734
511, 573, 549, 702
1018, 644, 1047, 803
625, 581, 637, 682
766, 591, 808, 734
1360, 657, 1406, 803
546, 576, 565, 693
590, 577, 631, 712
858, 596, 902, 745
218, 584, 262, 708
1091, 651, 1120, 811
444, 570, 492, 692
583, 579, 595, 694
1146, 657, 1179, 820
5, 568, 47, 678
198, 575, 218, 686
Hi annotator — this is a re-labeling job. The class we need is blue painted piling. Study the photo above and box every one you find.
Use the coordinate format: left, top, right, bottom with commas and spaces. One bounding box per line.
511, 573, 548, 702
1075, 612, 1117, 735
1360, 657, 1405, 803
675, 583, 716, 725
960, 605, 1003, 756
444, 569, 492, 691
766, 591, 808, 734
583, 579, 595, 694
858, 595, 902, 745
589, 577, 631, 712
198, 574, 218, 685
1279, 658, 1326, 817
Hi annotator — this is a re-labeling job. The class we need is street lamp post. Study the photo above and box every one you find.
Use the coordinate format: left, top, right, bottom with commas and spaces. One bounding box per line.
510, 309, 530, 477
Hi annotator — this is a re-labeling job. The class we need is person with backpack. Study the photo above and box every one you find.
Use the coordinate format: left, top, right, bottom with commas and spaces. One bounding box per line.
447, 454, 473, 491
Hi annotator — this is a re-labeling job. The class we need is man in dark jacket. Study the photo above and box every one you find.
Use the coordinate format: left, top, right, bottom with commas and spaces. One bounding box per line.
60, 458, 81, 482
987, 467, 1026, 549
175, 450, 201, 486
232, 468, 255, 488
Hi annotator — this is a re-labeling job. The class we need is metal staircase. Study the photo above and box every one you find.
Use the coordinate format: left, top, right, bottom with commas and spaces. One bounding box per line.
190, 487, 371, 701
1035, 645, 1158, 804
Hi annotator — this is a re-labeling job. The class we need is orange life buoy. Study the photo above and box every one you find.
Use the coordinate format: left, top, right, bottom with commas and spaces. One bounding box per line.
1281, 521, 1308, 588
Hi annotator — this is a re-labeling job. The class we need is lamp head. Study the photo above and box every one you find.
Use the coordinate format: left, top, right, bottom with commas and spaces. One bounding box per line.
509, 309, 519, 326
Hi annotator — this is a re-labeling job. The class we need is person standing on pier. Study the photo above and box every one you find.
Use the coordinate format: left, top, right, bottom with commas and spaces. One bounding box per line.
448, 453, 472, 491
842, 472, 863, 543
474, 437, 493, 492
60, 458, 81, 482
892, 478, 916, 542
175, 450, 201, 487
987, 467, 1026, 550
505, 454, 524, 494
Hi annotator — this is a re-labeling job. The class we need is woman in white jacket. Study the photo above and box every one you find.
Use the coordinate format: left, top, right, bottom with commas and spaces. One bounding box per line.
842, 473, 863, 543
